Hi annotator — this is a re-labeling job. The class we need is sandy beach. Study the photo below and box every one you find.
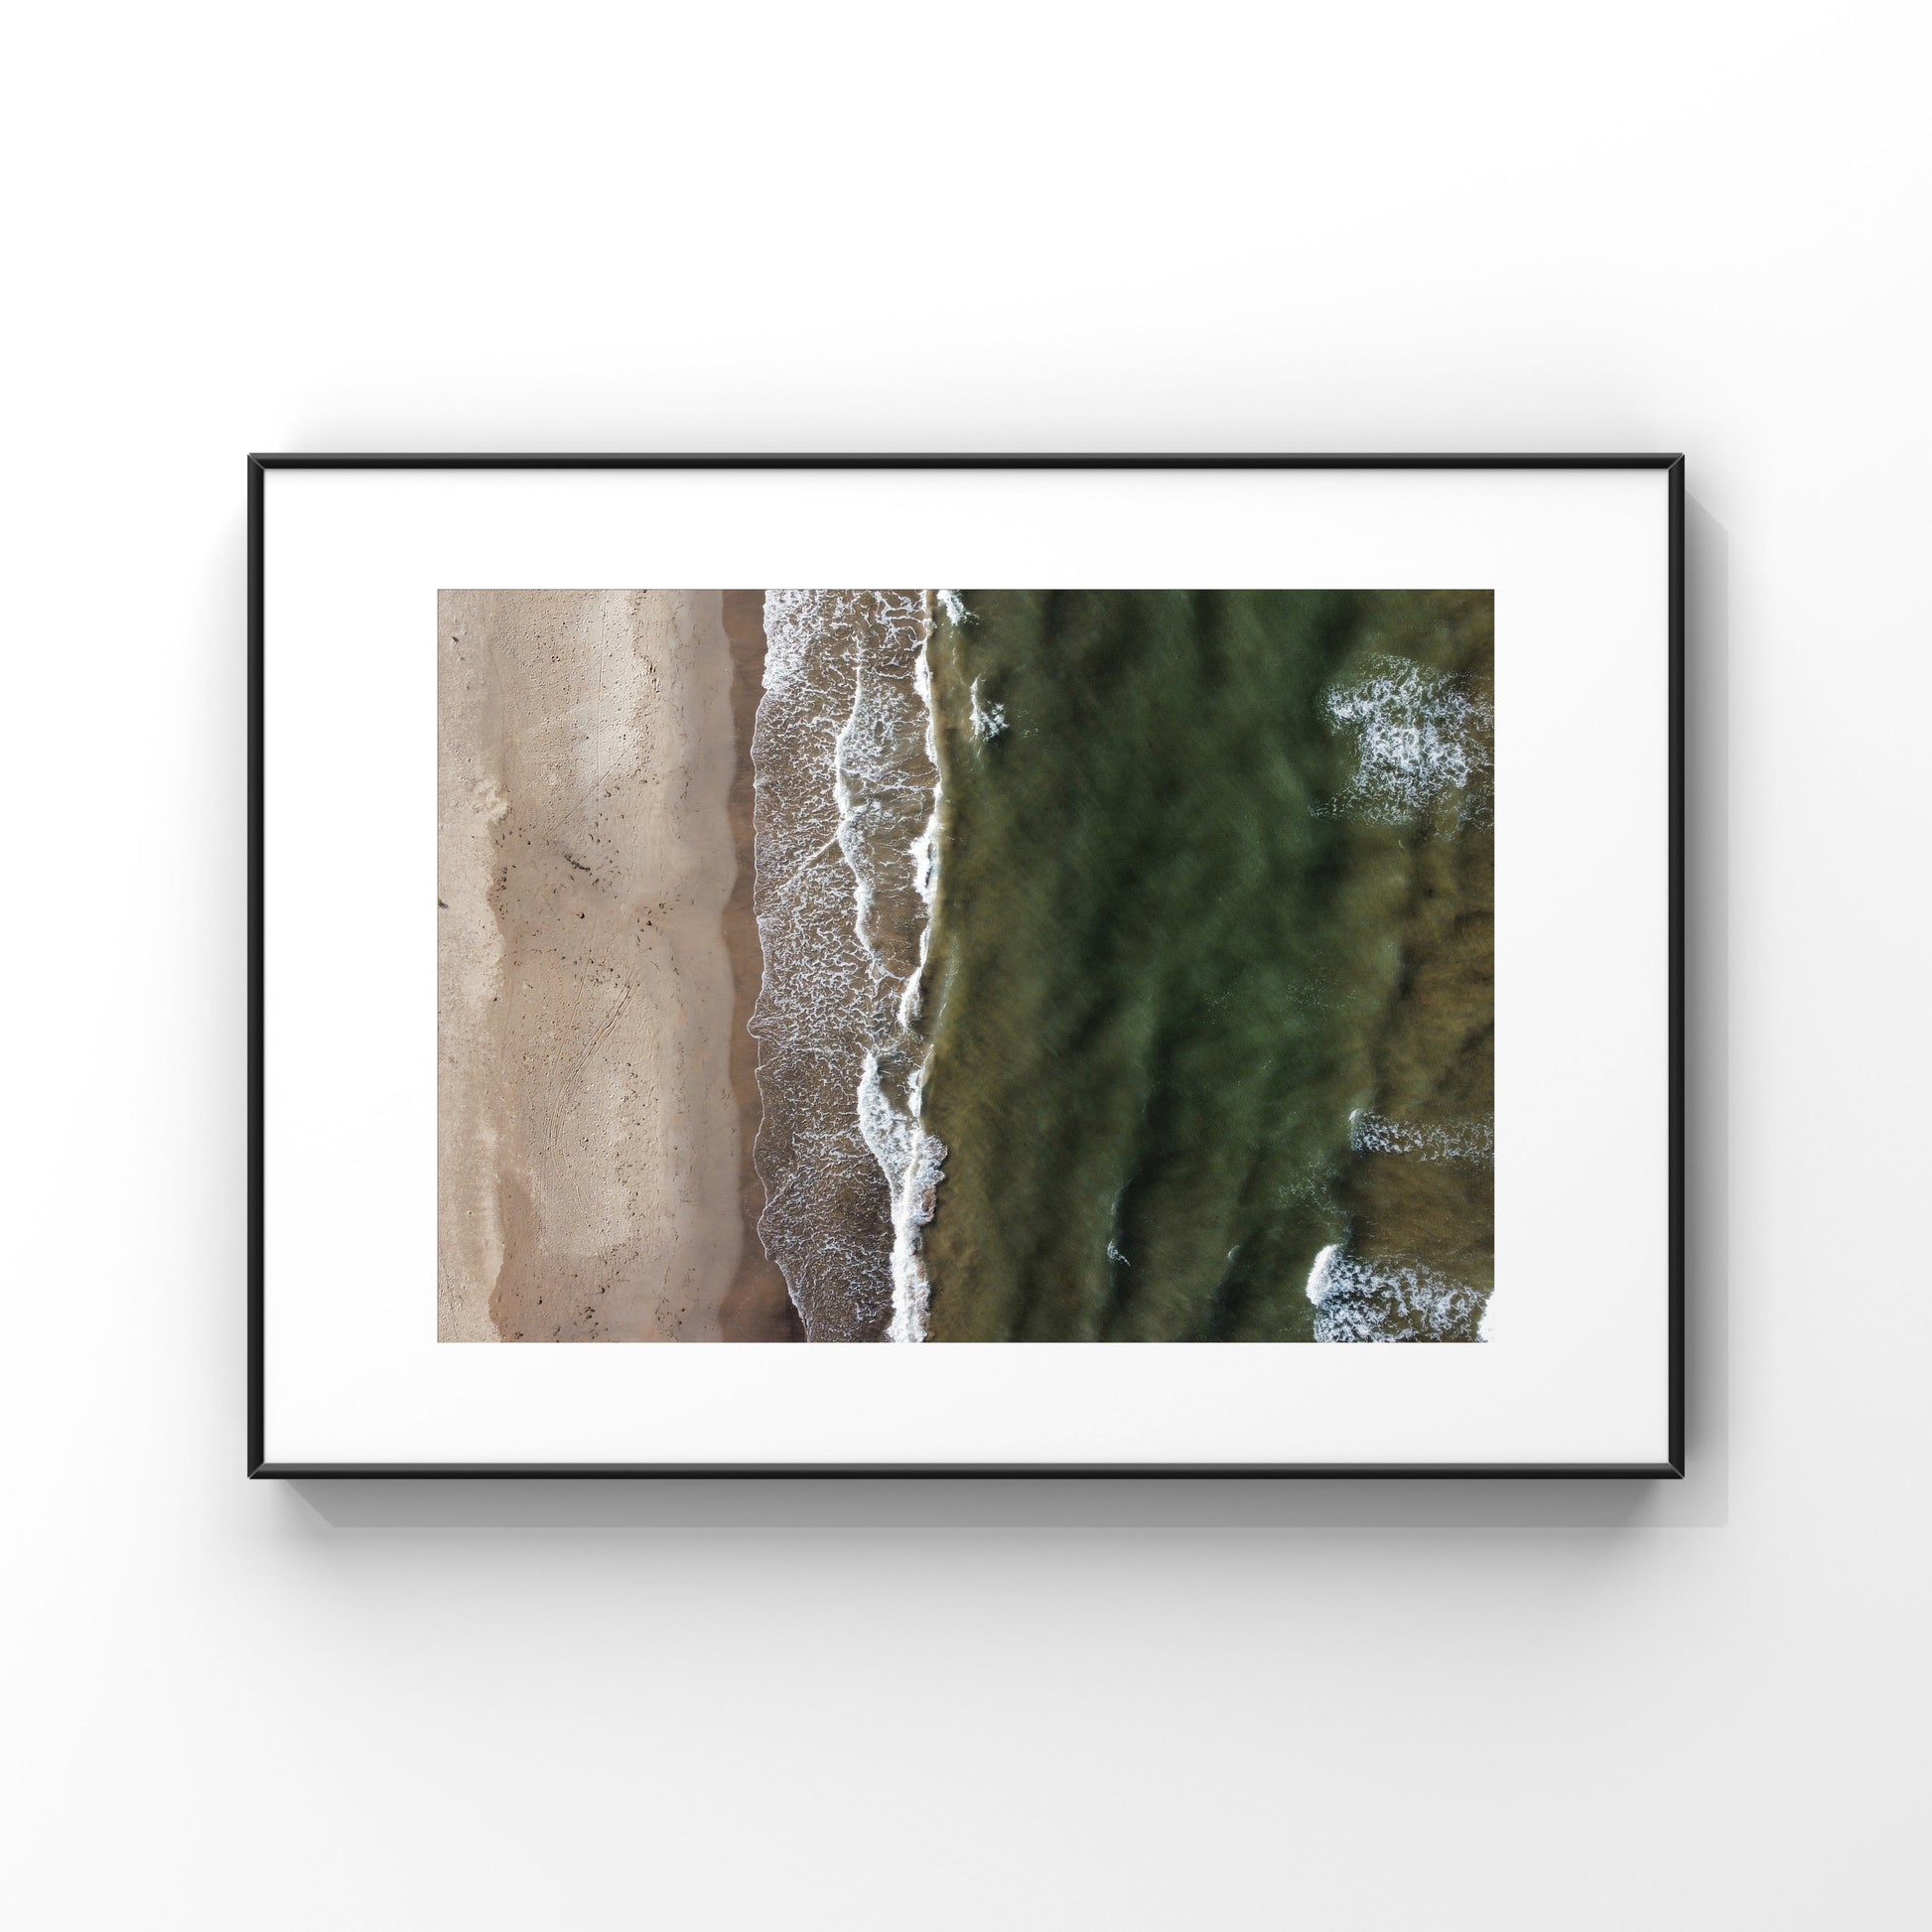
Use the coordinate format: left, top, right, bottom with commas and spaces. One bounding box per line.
437, 589, 749, 1340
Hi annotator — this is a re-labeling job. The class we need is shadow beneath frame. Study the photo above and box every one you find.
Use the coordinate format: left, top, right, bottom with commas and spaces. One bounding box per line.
291, 1472, 1699, 1532
293, 507, 1729, 1536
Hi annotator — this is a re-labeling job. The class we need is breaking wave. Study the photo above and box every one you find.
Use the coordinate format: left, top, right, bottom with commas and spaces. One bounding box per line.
1349, 1109, 1494, 1163
968, 676, 1007, 741
1307, 1249, 1488, 1342
751, 591, 945, 1341
1324, 654, 1492, 823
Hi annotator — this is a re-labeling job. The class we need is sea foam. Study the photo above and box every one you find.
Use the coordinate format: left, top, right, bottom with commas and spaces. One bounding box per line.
1349, 1109, 1495, 1163
752, 591, 945, 1341
1311, 1251, 1487, 1342
1323, 654, 1492, 823
969, 676, 1007, 741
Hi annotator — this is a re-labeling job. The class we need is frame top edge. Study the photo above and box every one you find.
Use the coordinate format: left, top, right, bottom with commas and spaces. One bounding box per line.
246, 452, 1687, 471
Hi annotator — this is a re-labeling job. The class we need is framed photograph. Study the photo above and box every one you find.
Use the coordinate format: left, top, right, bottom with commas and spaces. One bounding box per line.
250, 454, 1683, 1476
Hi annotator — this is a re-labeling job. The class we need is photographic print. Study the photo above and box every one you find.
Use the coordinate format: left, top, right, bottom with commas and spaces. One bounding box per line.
256, 456, 1680, 1472
438, 587, 1495, 1347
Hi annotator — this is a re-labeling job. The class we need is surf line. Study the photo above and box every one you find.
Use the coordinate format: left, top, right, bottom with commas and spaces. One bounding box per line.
749, 589, 969, 1341
840, 590, 949, 1343
752, 590, 940, 1342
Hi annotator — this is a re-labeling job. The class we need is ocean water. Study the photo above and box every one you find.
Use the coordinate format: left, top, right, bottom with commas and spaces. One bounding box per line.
750, 589, 1493, 1343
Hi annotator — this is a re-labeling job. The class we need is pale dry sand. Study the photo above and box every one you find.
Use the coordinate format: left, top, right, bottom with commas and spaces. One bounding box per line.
438, 589, 747, 1341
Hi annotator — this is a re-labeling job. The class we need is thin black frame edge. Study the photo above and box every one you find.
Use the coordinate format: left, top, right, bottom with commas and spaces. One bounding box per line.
1666, 456, 1687, 1478
246, 453, 1687, 1482
248, 452, 1684, 471
252, 1462, 1685, 1481
248, 455, 266, 1480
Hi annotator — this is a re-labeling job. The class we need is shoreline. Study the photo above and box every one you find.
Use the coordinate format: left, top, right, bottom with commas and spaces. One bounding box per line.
718, 591, 802, 1339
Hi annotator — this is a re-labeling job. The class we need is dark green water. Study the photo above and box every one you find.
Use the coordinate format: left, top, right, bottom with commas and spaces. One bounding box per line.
918, 590, 1494, 1342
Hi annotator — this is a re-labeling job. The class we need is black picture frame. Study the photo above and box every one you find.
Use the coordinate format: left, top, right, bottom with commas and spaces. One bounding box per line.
248, 452, 1685, 1480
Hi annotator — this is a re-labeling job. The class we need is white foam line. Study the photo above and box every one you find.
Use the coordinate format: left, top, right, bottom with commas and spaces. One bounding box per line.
1349, 1109, 1494, 1163
850, 593, 946, 1342
1304, 1242, 1341, 1306
969, 675, 1007, 741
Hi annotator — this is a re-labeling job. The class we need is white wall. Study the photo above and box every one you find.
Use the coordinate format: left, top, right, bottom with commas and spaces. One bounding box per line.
4, 3, 1924, 1926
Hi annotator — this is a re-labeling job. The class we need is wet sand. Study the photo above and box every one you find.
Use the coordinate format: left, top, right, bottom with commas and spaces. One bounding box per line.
437, 589, 753, 1341
719, 592, 802, 1339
